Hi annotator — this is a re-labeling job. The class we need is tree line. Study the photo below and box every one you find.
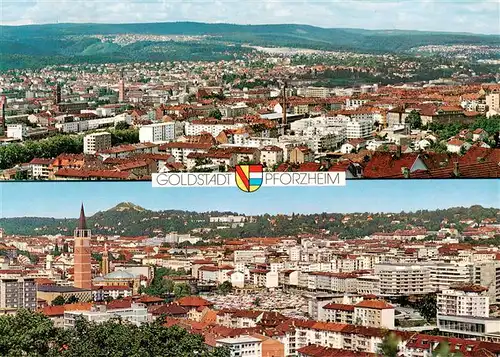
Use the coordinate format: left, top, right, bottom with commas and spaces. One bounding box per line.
0, 309, 229, 357
0, 128, 139, 170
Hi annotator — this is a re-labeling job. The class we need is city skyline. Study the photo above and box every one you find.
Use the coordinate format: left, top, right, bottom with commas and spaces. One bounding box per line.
1, 180, 498, 218
2, 0, 499, 35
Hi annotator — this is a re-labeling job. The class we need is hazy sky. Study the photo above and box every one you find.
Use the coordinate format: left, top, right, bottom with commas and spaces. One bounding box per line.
1, 0, 499, 34
0, 180, 498, 218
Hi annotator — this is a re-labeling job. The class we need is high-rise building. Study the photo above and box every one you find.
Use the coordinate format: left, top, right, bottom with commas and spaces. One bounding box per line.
74, 204, 92, 290
83, 132, 112, 154
54, 84, 61, 104
139, 122, 176, 143
0, 272, 37, 310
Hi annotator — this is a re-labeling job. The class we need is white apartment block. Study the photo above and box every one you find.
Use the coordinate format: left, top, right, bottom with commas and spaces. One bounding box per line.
356, 275, 381, 296
216, 336, 262, 357
437, 288, 489, 318
374, 264, 431, 296
56, 114, 132, 133
83, 132, 112, 154
258, 145, 284, 167
437, 287, 498, 339
428, 262, 473, 292
64, 303, 151, 328
184, 120, 244, 137
139, 122, 176, 144
486, 93, 500, 112
345, 98, 369, 109
297, 86, 330, 98
234, 250, 266, 264
6, 124, 27, 140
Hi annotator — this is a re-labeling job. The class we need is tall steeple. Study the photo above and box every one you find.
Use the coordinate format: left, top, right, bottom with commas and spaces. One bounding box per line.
78, 203, 87, 230
74, 203, 92, 290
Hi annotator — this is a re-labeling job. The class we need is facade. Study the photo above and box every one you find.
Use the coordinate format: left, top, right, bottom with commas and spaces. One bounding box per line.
428, 262, 473, 292
64, 303, 151, 328
216, 335, 263, 357
374, 264, 431, 296
74, 205, 92, 290
258, 146, 284, 168
437, 285, 496, 339
139, 122, 176, 144
83, 132, 112, 154
353, 300, 395, 329
0, 273, 36, 310
474, 261, 500, 304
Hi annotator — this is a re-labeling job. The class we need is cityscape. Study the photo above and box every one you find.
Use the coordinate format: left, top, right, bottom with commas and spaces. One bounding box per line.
0, 0, 499, 356
0, 22, 499, 180
1, 180, 499, 356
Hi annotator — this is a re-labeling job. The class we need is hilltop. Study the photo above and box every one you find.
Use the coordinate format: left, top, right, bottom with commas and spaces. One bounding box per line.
1, 22, 498, 69
107, 202, 147, 213
0, 205, 497, 240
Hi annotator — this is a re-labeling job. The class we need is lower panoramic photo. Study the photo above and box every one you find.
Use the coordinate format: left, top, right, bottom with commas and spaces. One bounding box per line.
0, 180, 499, 357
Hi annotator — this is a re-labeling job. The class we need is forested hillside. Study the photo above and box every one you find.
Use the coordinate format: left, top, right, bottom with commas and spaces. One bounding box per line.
1, 203, 497, 240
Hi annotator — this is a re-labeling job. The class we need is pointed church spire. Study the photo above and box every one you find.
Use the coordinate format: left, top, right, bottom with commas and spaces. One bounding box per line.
78, 203, 87, 230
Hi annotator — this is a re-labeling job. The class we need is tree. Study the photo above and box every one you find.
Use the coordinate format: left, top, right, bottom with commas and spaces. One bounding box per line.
0, 309, 61, 356
417, 293, 437, 322
217, 281, 233, 295
173, 283, 191, 299
407, 110, 422, 129
14, 170, 28, 180
0, 309, 230, 357
66, 295, 79, 304
208, 109, 222, 120
52, 295, 66, 306
115, 121, 130, 130
432, 341, 463, 357
378, 332, 401, 357
253, 297, 261, 307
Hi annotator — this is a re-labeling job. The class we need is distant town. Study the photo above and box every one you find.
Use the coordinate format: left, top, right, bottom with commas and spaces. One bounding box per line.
0, 49, 499, 180
0, 201, 499, 356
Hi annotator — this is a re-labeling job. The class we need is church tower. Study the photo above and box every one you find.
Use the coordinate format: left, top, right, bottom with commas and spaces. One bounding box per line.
73, 204, 92, 289
101, 243, 110, 276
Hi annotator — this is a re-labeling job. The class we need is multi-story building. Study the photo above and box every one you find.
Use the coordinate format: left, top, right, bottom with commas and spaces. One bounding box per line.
83, 132, 112, 154
64, 303, 151, 328
429, 262, 473, 292
216, 335, 263, 357
258, 145, 284, 168
0, 272, 36, 311
139, 122, 176, 144
374, 264, 431, 296
437, 285, 498, 339
297, 87, 330, 98
160, 142, 212, 164
353, 300, 395, 329
474, 261, 500, 304
28, 158, 53, 180
185, 119, 244, 137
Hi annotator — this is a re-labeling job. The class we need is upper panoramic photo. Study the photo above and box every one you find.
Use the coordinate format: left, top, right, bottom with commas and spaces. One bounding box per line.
0, 0, 498, 181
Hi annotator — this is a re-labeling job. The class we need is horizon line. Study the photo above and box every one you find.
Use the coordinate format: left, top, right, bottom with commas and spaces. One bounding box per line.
0, 20, 495, 36
2, 204, 496, 220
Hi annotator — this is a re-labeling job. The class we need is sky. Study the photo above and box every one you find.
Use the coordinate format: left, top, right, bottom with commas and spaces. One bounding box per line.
0, 180, 498, 218
1, 0, 499, 34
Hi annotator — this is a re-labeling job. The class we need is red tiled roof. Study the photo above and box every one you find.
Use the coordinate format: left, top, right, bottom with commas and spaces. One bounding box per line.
175, 296, 213, 307
355, 300, 394, 310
